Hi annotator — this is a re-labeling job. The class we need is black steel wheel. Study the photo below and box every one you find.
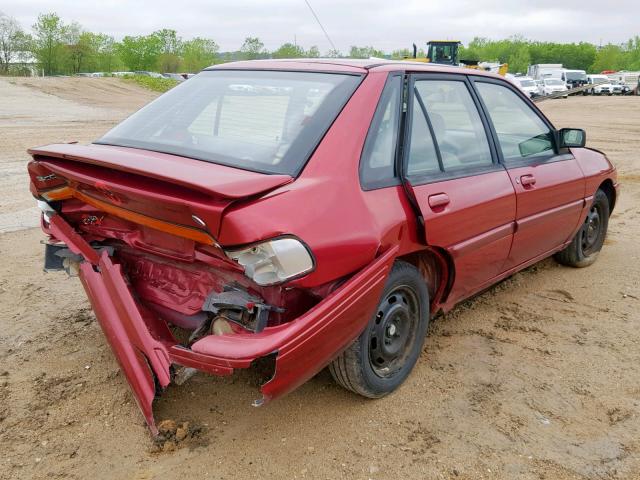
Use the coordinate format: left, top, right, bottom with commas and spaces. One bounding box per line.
329, 261, 429, 398
555, 189, 610, 268
368, 285, 420, 378
581, 202, 605, 257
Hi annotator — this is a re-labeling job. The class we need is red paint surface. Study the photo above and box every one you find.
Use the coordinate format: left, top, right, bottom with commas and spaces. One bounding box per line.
27, 60, 618, 434
504, 158, 586, 269
412, 170, 517, 302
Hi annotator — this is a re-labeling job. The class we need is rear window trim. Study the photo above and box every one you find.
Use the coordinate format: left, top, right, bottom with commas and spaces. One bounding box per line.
95, 70, 365, 178
359, 72, 404, 191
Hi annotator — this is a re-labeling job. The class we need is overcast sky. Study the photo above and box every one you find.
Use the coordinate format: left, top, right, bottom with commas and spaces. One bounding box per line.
3, 0, 639, 52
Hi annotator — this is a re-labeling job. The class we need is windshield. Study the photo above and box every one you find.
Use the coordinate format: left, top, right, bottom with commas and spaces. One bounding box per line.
544, 79, 564, 86
519, 79, 535, 87
96, 70, 362, 175
565, 71, 586, 81
428, 43, 457, 63
591, 76, 609, 82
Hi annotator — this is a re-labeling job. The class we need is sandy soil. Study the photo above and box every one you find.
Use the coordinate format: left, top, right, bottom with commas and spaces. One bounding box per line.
0, 78, 639, 480
0, 77, 156, 233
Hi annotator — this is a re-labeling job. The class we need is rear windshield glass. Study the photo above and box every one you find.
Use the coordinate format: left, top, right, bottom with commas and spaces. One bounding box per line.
96, 70, 362, 175
519, 79, 535, 87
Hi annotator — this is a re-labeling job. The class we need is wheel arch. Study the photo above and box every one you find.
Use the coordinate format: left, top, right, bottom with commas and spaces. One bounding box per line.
397, 247, 454, 314
598, 178, 616, 214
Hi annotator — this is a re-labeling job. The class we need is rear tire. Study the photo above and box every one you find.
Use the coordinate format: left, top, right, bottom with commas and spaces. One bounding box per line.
329, 261, 429, 398
555, 189, 609, 268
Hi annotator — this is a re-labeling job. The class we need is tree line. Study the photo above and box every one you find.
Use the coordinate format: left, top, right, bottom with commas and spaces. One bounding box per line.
1, 11, 639, 76
460, 36, 640, 73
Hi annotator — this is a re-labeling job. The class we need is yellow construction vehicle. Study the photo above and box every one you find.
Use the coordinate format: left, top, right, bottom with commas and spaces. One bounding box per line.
406, 40, 509, 76
426, 40, 461, 65
405, 41, 461, 65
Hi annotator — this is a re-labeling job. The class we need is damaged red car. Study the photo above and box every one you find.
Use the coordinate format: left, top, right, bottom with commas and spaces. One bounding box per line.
28, 59, 619, 436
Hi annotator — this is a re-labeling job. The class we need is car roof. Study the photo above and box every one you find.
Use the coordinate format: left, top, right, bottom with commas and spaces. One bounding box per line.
204, 58, 502, 79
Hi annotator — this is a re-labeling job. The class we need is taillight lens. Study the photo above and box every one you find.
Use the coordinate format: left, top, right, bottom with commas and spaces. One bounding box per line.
225, 237, 314, 286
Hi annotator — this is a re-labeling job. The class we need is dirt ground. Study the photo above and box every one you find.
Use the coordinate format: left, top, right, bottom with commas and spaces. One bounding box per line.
0, 77, 639, 480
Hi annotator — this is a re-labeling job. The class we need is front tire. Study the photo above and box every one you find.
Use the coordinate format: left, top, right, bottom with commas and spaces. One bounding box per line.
555, 189, 610, 268
329, 261, 429, 398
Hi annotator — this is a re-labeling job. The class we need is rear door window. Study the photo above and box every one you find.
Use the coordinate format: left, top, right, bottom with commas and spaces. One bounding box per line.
406, 88, 440, 176
406, 78, 494, 179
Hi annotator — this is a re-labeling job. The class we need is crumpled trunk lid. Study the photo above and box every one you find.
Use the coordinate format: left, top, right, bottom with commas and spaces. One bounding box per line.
28, 143, 293, 240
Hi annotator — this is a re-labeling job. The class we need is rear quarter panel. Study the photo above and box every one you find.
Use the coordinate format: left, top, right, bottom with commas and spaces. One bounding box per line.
218, 71, 409, 288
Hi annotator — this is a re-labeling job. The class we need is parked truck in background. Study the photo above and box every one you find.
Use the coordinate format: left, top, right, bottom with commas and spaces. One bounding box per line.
561, 69, 588, 90
527, 64, 564, 81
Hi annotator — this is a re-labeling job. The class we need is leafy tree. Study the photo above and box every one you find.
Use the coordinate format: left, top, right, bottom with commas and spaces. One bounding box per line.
390, 47, 426, 59
390, 48, 411, 59
158, 51, 181, 72
31, 12, 67, 75
65, 27, 93, 73
591, 44, 625, 72
91, 33, 119, 72
623, 37, 640, 70
460, 37, 597, 73
64, 31, 119, 73
272, 42, 305, 59
181, 37, 218, 72
116, 34, 162, 71
155, 29, 181, 54
307, 45, 320, 58
0, 11, 26, 73
348, 45, 384, 59
506, 44, 531, 73
239, 37, 265, 60
155, 28, 182, 72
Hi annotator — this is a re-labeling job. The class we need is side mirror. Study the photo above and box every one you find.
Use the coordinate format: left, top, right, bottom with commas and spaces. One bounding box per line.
558, 128, 586, 148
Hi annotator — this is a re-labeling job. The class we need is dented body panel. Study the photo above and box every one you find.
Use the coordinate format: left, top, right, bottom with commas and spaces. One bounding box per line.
28, 59, 619, 435
57, 208, 396, 433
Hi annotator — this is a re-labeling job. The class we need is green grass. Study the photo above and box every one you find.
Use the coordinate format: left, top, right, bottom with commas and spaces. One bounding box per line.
122, 74, 179, 92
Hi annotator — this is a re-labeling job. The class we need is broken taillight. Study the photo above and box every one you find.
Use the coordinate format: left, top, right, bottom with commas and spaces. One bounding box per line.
225, 237, 315, 286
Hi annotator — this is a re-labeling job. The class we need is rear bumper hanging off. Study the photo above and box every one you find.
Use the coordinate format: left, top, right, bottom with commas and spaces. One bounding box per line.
51, 213, 397, 435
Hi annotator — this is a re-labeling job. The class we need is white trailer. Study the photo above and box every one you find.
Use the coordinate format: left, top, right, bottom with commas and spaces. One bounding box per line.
527, 64, 564, 81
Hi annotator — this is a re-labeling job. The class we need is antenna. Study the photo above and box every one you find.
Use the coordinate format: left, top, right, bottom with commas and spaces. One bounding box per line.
303, 0, 337, 52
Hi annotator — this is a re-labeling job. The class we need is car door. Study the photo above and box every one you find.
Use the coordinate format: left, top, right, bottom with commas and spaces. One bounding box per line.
471, 78, 585, 270
404, 74, 517, 302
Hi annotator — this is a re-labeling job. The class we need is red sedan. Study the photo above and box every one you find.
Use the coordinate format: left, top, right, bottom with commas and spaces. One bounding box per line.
28, 59, 618, 436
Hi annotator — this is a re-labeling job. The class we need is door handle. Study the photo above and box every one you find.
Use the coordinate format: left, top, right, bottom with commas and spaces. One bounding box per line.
428, 193, 450, 209
520, 174, 536, 187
